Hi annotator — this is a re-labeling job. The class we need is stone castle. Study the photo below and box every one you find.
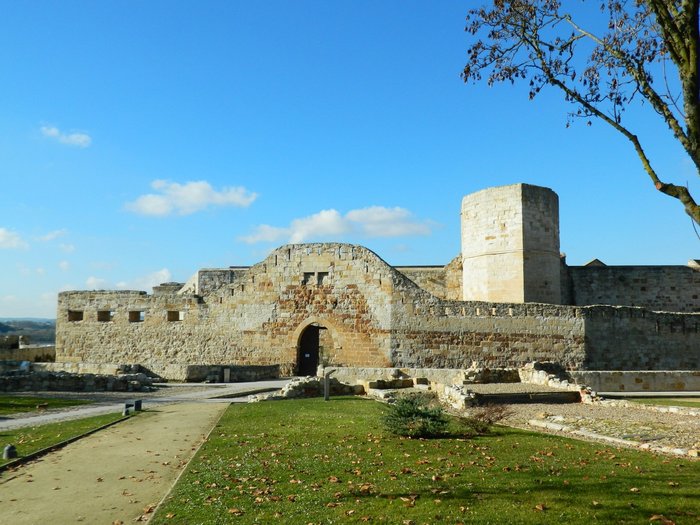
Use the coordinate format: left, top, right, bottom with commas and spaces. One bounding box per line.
55, 184, 700, 383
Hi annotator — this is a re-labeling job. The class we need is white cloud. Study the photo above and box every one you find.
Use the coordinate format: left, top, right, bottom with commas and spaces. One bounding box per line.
85, 276, 107, 289
346, 206, 432, 237
239, 224, 289, 244
116, 268, 172, 291
240, 206, 433, 244
35, 267, 46, 276
0, 228, 28, 249
41, 125, 92, 148
288, 209, 350, 243
82, 269, 173, 293
38, 229, 68, 242
58, 260, 70, 271
59, 243, 75, 253
125, 180, 258, 216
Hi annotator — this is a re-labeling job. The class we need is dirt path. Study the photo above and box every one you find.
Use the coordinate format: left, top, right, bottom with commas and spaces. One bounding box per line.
0, 402, 227, 524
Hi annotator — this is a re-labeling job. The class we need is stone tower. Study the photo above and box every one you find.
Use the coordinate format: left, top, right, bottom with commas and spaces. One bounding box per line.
461, 183, 561, 304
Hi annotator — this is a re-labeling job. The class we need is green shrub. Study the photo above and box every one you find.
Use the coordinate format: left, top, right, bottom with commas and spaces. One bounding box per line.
382, 392, 448, 438
458, 404, 512, 437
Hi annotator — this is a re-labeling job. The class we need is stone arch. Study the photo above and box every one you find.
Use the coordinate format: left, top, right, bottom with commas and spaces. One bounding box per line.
292, 316, 344, 376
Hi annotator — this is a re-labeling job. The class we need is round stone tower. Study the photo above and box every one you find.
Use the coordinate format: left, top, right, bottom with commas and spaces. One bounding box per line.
461, 183, 561, 304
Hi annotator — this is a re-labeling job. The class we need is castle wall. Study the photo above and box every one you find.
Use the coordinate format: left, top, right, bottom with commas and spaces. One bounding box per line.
580, 306, 699, 370
56, 245, 398, 377
566, 265, 700, 313
389, 296, 588, 370
56, 242, 699, 379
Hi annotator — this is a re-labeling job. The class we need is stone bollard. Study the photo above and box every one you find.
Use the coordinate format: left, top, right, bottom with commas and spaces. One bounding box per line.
134, 400, 142, 411
3, 444, 17, 460
123, 404, 130, 416
324, 368, 336, 401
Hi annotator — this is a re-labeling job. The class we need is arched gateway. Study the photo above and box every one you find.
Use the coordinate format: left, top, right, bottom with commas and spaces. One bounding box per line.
296, 323, 332, 376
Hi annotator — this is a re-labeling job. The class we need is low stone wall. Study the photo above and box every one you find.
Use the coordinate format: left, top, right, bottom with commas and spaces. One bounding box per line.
35, 361, 285, 383
327, 366, 520, 386
0, 371, 155, 392
329, 367, 468, 386
570, 371, 700, 392
0, 345, 55, 362
182, 364, 284, 382
34, 362, 127, 376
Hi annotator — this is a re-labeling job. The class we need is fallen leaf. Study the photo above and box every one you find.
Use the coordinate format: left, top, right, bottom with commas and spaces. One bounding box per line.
630, 487, 640, 493
649, 515, 676, 525
535, 503, 547, 512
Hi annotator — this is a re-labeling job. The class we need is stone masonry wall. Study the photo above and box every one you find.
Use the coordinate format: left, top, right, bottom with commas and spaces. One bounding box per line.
57, 245, 399, 377
581, 306, 699, 370
565, 265, 700, 313
55, 242, 699, 379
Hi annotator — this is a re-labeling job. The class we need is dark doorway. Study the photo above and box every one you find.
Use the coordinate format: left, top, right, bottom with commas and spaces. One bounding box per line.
297, 325, 321, 376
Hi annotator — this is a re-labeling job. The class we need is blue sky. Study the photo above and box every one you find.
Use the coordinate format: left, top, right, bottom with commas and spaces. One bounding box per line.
0, 1, 696, 318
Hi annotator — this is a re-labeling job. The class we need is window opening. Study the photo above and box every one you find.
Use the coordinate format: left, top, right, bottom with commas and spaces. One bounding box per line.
167, 310, 184, 322
128, 311, 145, 323
97, 310, 114, 322
68, 310, 84, 322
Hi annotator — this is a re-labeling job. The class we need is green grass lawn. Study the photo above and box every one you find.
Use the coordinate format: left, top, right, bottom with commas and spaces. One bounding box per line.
152, 398, 699, 525
0, 395, 90, 415
0, 412, 124, 467
627, 398, 700, 409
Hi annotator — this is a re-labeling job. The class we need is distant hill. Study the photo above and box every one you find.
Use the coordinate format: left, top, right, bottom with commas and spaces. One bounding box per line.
0, 319, 55, 345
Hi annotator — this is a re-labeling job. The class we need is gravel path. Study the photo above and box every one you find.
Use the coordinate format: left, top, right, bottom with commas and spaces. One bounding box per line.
500, 399, 700, 454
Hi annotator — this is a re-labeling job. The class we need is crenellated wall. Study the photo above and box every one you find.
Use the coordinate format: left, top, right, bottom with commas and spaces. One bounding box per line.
56, 243, 699, 379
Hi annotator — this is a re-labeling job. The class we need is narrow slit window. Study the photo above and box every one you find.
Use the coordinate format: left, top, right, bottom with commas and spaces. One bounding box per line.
129, 311, 145, 323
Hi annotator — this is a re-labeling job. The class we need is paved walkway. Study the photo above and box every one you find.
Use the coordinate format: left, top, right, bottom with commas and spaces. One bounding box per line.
0, 379, 289, 431
0, 380, 290, 524
0, 402, 225, 524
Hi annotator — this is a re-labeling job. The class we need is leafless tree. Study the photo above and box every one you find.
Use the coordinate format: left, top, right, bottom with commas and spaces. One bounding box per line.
463, 1, 699, 226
